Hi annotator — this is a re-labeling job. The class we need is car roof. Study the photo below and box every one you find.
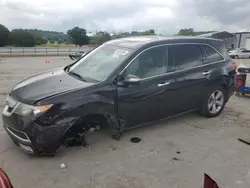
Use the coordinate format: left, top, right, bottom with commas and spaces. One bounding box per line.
105, 35, 223, 50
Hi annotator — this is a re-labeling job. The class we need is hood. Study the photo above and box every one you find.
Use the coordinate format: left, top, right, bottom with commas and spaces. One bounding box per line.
10, 67, 95, 104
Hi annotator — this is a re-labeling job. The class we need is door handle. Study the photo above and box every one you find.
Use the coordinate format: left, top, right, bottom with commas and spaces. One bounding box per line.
158, 82, 171, 87
202, 71, 211, 76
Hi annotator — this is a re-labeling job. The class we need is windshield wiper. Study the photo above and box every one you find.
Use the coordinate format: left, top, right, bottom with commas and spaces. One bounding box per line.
68, 71, 87, 82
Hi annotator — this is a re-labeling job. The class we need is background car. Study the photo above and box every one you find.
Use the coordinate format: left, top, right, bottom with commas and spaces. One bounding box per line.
69, 51, 85, 60
229, 49, 250, 59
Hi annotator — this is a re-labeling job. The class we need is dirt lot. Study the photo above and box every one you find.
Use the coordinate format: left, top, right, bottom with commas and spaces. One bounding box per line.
1, 57, 250, 188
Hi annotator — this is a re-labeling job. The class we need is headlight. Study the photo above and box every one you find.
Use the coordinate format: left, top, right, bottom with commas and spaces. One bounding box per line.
15, 103, 53, 118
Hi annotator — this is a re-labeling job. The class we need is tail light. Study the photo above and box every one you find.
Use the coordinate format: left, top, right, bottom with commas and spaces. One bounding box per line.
232, 61, 237, 71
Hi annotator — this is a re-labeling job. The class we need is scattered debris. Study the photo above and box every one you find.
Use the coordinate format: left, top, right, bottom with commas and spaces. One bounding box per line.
130, 137, 141, 143
171, 157, 180, 161
60, 163, 66, 169
238, 138, 250, 146
109, 146, 117, 151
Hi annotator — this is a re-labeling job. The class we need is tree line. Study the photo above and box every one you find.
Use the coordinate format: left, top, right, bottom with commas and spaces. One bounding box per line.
0, 24, 212, 47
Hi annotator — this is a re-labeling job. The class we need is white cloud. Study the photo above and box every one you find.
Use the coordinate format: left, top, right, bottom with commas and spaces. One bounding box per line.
0, 0, 249, 34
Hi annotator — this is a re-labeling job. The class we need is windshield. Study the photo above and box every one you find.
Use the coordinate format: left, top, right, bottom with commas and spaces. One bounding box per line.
68, 44, 132, 82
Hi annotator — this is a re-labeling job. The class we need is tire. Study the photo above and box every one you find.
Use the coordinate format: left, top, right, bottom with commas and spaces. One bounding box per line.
199, 87, 227, 118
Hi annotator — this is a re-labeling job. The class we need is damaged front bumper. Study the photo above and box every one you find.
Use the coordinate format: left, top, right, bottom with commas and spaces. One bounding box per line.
2, 114, 70, 155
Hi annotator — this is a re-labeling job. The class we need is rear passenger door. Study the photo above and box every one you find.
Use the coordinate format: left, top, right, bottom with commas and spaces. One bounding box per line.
200, 44, 226, 91
167, 44, 209, 113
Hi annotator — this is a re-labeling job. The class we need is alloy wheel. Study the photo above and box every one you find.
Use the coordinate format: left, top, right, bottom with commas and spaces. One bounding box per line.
208, 90, 224, 114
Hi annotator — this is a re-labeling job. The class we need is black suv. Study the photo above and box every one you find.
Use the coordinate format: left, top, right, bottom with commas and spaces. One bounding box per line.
2, 36, 236, 155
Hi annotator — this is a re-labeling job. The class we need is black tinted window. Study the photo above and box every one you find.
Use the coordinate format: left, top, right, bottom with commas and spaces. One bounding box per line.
172, 44, 202, 71
203, 45, 223, 64
166, 47, 175, 72
125, 47, 166, 79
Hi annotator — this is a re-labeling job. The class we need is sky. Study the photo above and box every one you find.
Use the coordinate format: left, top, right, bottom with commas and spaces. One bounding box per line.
0, 0, 250, 34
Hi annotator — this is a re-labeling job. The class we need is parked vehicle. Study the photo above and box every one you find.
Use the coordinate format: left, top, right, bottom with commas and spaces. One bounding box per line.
228, 48, 247, 53
69, 51, 85, 60
235, 49, 250, 59
2, 36, 236, 155
228, 48, 250, 59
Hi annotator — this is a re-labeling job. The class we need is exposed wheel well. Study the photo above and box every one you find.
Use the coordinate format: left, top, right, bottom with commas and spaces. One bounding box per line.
62, 114, 109, 142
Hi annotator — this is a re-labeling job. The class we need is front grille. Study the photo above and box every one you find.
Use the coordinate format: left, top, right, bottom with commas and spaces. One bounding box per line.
7, 127, 29, 141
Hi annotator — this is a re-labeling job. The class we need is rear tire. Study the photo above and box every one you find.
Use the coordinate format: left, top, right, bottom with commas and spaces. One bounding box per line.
199, 87, 227, 118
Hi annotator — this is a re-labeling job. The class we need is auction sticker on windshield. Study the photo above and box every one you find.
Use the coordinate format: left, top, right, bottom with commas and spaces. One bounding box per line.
114, 49, 129, 56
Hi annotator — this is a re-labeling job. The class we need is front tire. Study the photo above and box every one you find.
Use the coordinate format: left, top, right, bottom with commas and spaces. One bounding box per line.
199, 87, 226, 118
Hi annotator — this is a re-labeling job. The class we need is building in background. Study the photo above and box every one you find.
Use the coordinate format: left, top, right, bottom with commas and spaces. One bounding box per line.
235, 32, 250, 49
199, 31, 237, 49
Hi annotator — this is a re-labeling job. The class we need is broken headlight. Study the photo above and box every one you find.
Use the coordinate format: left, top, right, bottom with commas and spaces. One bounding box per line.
15, 103, 53, 119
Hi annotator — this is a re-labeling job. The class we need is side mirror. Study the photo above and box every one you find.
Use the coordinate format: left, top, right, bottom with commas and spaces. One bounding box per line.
123, 75, 141, 86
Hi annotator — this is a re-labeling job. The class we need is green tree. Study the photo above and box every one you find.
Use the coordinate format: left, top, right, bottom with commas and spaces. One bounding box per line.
140, 29, 155, 36
27, 29, 70, 43
131, 31, 139, 36
49, 40, 55, 44
177, 28, 195, 36
67, 27, 89, 46
10, 29, 36, 47
95, 32, 111, 45
58, 38, 64, 44
41, 37, 48, 44
148, 29, 155, 35
0, 24, 10, 47
34, 34, 48, 45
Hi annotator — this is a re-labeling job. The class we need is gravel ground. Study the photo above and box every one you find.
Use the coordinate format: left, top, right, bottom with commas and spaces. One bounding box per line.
0, 57, 250, 188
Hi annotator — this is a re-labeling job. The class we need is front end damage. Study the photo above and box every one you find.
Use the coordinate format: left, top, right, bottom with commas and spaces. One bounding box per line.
3, 110, 125, 155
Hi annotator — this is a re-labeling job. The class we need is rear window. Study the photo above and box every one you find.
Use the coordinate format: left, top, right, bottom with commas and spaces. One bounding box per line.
171, 44, 203, 71
202, 45, 224, 64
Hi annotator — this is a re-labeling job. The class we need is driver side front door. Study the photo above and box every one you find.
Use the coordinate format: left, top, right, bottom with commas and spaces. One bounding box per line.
116, 46, 176, 128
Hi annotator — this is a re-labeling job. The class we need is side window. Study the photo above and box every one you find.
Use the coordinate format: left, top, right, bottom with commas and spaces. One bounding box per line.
166, 46, 175, 72
202, 45, 224, 64
173, 44, 203, 71
125, 47, 166, 79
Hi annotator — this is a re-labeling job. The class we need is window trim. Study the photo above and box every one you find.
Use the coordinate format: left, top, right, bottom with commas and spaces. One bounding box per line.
124, 46, 168, 80
200, 44, 224, 64
119, 43, 225, 81
170, 44, 204, 72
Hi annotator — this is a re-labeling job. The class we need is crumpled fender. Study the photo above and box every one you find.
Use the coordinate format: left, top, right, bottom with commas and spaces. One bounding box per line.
51, 93, 121, 137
